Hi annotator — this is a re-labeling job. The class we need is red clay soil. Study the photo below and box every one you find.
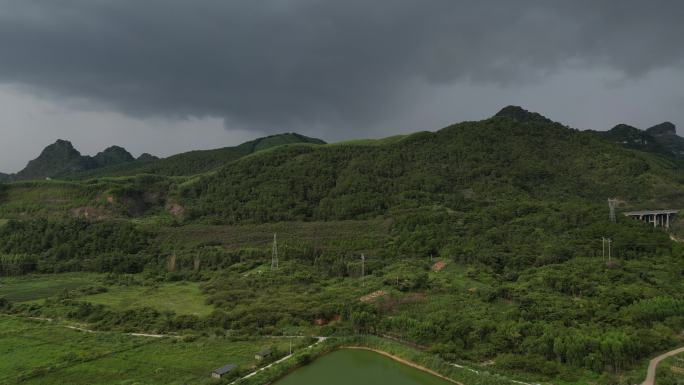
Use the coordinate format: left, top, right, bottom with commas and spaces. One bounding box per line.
431, 261, 446, 272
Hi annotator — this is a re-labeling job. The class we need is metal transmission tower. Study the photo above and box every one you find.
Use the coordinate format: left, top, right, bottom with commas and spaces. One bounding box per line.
608, 199, 618, 223
271, 233, 279, 270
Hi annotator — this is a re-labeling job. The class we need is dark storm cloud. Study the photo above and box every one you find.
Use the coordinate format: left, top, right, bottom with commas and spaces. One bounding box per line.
0, 0, 683, 133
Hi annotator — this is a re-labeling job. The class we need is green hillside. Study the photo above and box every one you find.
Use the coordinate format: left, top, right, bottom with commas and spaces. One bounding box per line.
71, 132, 326, 179
179, 107, 684, 224
0, 133, 326, 219
594, 124, 667, 154
2, 107, 684, 384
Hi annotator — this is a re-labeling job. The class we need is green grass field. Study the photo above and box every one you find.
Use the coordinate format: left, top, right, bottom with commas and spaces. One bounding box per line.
0, 274, 212, 316
0, 273, 100, 302
0, 273, 213, 316
0, 316, 302, 385
81, 281, 213, 316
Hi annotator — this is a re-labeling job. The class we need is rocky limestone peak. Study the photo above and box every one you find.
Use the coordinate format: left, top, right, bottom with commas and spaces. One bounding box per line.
646, 122, 676, 137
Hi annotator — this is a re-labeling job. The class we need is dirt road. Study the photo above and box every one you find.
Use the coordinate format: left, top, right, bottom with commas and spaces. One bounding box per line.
642, 346, 684, 385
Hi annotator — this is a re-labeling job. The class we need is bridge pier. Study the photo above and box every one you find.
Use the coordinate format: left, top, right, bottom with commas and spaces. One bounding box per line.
624, 210, 678, 229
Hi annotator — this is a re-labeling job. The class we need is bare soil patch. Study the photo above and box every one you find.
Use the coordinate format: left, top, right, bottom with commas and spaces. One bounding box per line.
359, 290, 387, 302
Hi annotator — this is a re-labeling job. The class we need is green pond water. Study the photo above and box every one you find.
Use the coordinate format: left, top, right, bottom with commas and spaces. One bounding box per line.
274, 349, 454, 385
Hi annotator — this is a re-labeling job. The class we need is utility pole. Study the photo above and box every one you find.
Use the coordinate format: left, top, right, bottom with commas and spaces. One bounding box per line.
602, 237, 605, 261
361, 254, 365, 284
608, 238, 612, 261
271, 233, 278, 270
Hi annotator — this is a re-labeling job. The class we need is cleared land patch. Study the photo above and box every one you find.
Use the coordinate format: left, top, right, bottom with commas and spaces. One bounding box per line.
81, 281, 212, 316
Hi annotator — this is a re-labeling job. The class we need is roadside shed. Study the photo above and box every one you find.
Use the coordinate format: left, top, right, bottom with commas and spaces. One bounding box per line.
211, 363, 237, 379
255, 348, 272, 361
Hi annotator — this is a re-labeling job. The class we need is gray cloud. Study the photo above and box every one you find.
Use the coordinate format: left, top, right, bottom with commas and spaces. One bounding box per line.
0, 0, 683, 135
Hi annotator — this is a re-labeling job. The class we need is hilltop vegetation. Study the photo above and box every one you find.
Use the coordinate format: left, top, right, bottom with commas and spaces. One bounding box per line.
1, 133, 324, 182
9, 140, 140, 181
593, 121, 684, 159
69, 132, 325, 179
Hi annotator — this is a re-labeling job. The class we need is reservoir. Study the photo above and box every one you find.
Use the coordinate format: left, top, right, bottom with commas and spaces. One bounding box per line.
274, 349, 455, 385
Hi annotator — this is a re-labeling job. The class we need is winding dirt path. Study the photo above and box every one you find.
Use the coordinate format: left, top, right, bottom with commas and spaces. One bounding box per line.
642, 346, 684, 385
229, 337, 327, 385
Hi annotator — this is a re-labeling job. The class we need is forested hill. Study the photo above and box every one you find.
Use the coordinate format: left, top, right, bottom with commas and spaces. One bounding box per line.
69, 132, 326, 179
0, 133, 324, 182
592, 121, 684, 158
178, 106, 684, 224
6, 140, 139, 181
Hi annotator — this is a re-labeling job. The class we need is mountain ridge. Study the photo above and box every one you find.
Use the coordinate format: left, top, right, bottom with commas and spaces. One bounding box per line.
14, 139, 97, 180
0, 133, 325, 181
8, 140, 138, 181
177, 109, 684, 225
593, 121, 684, 158
3, 108, 682, 185
69, 132, 326, 179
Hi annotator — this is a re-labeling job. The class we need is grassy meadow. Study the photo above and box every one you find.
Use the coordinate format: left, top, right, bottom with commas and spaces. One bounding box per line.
0, 316, 305, 385
0, 273, 100, 302
81, 281, 212, 316
0, 273, 212, 316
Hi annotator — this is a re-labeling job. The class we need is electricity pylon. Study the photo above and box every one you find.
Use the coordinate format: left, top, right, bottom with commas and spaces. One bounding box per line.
608, 199, 618, 223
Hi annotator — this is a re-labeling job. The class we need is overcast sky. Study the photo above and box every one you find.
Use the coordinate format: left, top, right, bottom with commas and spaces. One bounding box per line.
1, 0, 684, 173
